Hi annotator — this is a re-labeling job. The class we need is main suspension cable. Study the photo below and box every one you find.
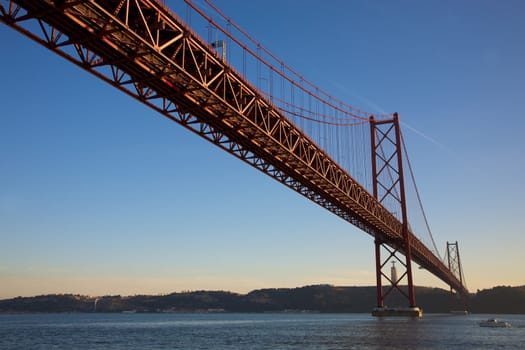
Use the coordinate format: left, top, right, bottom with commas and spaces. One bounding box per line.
401, 131, 442, 261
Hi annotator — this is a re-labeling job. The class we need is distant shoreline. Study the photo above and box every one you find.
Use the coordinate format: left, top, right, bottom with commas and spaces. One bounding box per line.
1, 285, 524, 314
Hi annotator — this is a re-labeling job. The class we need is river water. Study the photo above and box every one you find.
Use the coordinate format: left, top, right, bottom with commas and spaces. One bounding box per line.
0, 313, 523, 349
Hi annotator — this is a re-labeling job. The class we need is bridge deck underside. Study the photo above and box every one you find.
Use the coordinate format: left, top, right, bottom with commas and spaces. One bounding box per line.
1, 0, 467, 295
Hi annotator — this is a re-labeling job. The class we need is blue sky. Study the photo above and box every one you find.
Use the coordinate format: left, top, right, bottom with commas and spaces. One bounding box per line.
1, 0, 524, 298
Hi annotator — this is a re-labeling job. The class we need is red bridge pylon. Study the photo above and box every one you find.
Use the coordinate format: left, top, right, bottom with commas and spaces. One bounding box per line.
446, 241, 469, 312
370, 113, 421, 317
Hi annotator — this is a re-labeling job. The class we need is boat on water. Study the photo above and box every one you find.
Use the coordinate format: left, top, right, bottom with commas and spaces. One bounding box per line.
479, 318, 511, 327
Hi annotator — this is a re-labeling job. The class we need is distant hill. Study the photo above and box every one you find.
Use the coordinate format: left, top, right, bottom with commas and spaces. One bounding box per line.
469, 285, 525, 314
1, 285, 524, 314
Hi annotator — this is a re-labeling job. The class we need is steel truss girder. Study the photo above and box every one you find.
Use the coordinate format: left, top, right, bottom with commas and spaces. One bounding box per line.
1, 0, 398, 237
1, 0, 467, 296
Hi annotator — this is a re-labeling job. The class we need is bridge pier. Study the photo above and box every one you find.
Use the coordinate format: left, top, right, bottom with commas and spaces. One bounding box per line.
372, 306, 423, 317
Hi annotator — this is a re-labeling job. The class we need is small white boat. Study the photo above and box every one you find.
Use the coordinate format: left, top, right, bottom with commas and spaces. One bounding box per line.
479, 318, 511, 327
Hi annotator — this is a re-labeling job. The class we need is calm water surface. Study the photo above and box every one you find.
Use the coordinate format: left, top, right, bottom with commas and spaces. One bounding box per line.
1, 313, 523, 349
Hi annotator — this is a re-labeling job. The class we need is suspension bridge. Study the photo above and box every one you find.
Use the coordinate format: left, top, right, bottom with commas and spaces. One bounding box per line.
0, 0, 468, 316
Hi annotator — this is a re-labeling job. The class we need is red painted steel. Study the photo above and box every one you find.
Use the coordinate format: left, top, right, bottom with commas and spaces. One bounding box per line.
374, 240, 384, 308
447, 241, 466, 291
393, 114, 416, 307
371, 115, 417, 307
447, 241, 468, 309
0, 0, 468, 299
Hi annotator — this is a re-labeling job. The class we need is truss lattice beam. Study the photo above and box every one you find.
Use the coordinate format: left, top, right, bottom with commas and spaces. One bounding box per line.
1, 0, 467, 296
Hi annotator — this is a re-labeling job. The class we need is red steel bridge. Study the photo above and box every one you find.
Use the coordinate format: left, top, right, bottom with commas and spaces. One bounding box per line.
1, 0, 468, 312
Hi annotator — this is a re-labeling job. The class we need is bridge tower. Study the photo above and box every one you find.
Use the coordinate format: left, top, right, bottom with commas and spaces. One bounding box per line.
370, 113, 422, 317
446, 241, 469, 312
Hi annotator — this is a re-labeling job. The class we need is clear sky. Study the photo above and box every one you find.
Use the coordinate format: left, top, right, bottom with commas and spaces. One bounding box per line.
1, 0, 524, 299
